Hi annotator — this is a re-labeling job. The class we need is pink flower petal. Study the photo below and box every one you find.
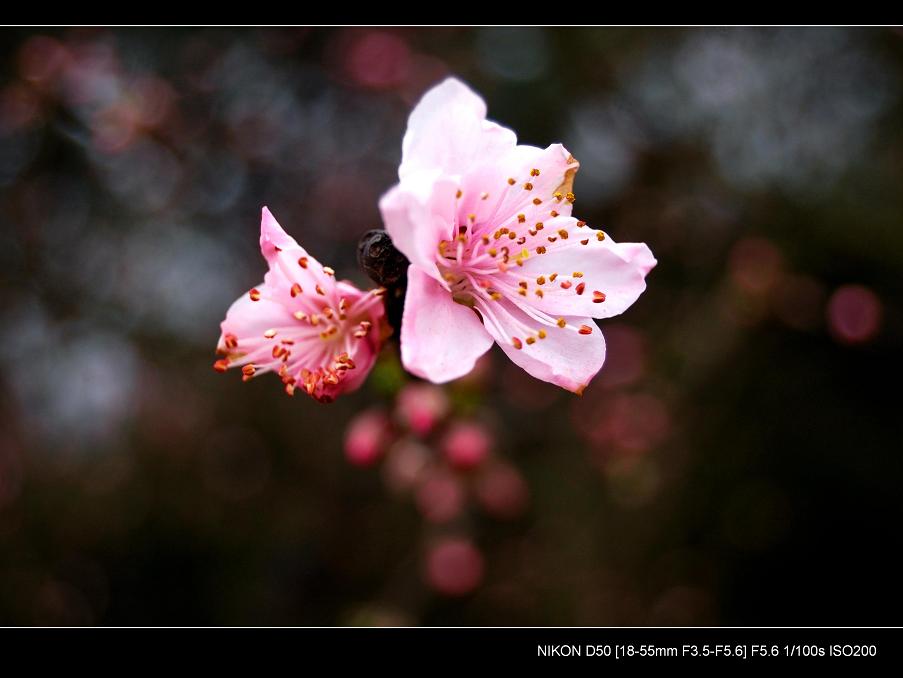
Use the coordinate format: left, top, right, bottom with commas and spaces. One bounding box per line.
400, 265, 493, 383
258, 206, 337, 301
479, 298, 606, 394
518, 219, 657, 319
447, 143, 579, 239
217, 282, 297, 369
400, 77, 516, 179
260, 205, 301, 252
379, 170, 458, 280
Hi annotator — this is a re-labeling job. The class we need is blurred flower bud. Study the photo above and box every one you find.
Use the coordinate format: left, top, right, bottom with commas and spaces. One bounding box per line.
395, 382, 450, 437
827, 284, 882, 345
415, 471, 465, 523
424, 537, 484, 596
442, 420, 492, 470
382, 438, 431, 492
344, 409, 391, 467
475, 463, 529, 520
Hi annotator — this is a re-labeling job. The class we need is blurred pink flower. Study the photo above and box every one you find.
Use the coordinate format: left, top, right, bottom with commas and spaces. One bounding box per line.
214, 207, 385, 403
380, 77, 656, 393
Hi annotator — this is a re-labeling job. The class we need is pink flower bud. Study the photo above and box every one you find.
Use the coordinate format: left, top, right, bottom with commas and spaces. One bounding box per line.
475, 463, 529, 520
395, 383, 449, 437
343, 409, 391, 466
424, 537, 484, 596
828, 284, 882, 345
382, 439, 430, 493
441, 421, 492, 470
415, 471, 465, 523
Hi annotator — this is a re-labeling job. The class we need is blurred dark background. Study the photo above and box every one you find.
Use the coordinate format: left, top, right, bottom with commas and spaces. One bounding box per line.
1, 26, 901, 626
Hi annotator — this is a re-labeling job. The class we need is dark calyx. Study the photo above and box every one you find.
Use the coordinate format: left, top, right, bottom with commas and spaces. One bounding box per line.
357, 229, 409, 333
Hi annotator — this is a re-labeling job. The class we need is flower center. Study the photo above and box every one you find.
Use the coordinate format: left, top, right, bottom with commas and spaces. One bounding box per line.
430, 177, 600, 351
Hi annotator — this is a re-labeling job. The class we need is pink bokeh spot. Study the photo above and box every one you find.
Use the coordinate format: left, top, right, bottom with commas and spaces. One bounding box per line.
425, 538, 485, 596
379, 77, 656, 393
345, 31, 411, 90
827, 284, 882, 345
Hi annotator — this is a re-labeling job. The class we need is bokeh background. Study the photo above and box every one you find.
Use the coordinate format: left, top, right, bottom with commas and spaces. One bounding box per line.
1, 26, 902, 626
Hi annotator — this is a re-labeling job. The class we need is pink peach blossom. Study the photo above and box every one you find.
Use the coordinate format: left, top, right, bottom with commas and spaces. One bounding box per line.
214, 207, 385, 403
379, 78, 656, 393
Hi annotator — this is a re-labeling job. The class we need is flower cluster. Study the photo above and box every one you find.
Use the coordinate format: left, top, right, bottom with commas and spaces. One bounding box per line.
345, 383, 528, 520
214, 78, 654, 399
344, 382, 529, 595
